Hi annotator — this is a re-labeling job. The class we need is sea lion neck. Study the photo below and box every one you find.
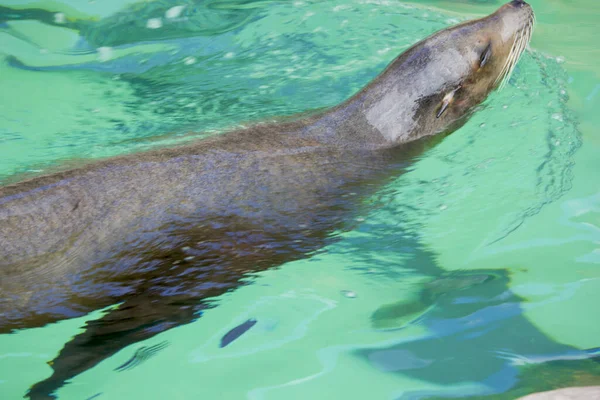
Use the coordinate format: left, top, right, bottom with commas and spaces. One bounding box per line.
295, 43, 456, 151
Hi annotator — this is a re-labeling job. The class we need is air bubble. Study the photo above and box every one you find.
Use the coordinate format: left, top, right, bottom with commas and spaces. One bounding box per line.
166, 5, 186, 19
97, 47, 113, 62
147, 18, 163, 29
54, 13, 66, 24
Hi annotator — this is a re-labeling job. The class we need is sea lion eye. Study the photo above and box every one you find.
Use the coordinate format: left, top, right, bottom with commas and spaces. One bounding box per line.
479, 43, 492, 68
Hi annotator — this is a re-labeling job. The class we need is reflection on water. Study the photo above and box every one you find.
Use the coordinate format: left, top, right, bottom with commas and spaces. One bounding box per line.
0, 0, 598, 399
0, 0, 455, 181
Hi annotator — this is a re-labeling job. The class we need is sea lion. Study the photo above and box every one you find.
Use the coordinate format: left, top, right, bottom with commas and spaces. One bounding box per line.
0, 1, 534, 398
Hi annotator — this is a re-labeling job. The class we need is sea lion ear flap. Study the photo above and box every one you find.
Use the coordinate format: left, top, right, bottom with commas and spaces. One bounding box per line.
436, 86, 461, 118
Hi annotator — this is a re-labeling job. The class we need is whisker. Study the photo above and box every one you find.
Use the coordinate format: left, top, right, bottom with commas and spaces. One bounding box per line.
496, 15, 533, 92
495, 32, 518, 86
505, 30, 522, 72
507, 31, 527, 84
496, 29, 522, 88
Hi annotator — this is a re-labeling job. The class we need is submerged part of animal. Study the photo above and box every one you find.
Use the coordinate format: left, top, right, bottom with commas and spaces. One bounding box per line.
0, 1, 534, 398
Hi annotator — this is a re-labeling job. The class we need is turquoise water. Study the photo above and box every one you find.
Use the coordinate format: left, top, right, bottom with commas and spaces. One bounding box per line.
1, 0, 599, 399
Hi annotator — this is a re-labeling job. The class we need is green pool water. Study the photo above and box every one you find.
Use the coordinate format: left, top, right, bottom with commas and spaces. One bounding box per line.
0, 0, 599, 399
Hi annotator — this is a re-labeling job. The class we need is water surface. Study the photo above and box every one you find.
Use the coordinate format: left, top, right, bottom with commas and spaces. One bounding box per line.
0, 0, 599, 399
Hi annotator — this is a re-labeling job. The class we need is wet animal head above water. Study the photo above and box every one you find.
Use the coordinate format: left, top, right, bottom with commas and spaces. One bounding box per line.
357, 0, 535, 145
444, 0, 536, 98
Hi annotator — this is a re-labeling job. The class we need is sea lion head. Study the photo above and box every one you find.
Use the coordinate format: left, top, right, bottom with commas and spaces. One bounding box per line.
363, 0, 535, 145
448, 0, 536, 95
424, 0, 536, 133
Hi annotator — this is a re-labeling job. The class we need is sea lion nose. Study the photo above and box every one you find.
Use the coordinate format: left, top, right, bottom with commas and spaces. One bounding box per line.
509, 0, 527, 7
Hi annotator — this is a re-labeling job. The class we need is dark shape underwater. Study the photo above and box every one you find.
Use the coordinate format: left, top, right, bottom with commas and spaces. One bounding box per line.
359, 268, 600, 399
220, 319, 258, 348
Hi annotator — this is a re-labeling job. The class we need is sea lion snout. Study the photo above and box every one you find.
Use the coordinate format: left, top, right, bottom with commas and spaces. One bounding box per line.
500, 0, 533, 16
509, 0, 528, 8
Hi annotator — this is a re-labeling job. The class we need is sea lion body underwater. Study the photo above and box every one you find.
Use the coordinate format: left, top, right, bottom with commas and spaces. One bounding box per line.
0, 1, 534, 398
